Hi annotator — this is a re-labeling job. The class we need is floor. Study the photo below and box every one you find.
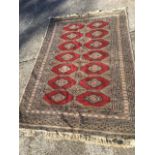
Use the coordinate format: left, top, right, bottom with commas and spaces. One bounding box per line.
19, 0, 135, 154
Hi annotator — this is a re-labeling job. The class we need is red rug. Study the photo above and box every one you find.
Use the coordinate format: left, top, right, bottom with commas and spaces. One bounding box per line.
20, 9, 134, 145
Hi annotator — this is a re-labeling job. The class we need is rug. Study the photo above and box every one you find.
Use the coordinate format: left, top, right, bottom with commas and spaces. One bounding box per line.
20, 9, 134, 147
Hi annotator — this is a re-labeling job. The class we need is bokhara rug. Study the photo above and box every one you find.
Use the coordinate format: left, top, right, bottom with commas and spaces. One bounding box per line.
20, 9, 134, 146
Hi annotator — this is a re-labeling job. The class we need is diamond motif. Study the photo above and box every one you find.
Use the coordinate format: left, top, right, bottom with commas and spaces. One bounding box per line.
86, 29, 109, 39
63, 23, 84, 31
48, 76, 76, 89
43, 91, 73, 105
76, 92, 110, 107
85, 95, 102, 104
84, 39, 109, 49
89, 53, 102, 59
88, 79, 102, 87
81, 62, 109, 75
55, 52, 80, 62
79, 76, 110, 90
52, 94, 66, 102
83, 50, 109, 61
62, 54, 73, 60
52, 64, 78, 75
55, 79, 68, 86
89, 65, 102, 72
61, 32, 83, 40
59, 66, 70, 73
87, 21, 109, 29
58, 41, 82, 50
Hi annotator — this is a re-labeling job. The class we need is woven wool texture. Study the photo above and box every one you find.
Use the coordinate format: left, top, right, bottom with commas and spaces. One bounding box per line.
20, 9, 135, 144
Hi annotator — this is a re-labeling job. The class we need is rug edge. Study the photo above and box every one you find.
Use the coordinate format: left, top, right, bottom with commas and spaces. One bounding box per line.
20, 128, 135, 148
49, 7, 128, 21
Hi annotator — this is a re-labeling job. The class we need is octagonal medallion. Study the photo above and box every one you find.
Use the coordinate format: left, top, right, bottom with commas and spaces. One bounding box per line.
76, 91, 110, 107
79, 76, 110, 90
83, 50, 109, 61
58, 41, 82, 51
43, 91, 73, 105
86, 29, 109, 39
84, 39, 109, 49
80, 62, 109, 75
55, 52, 80, 62
52, 64, 78, 75
63, 23, 84, 31
61, 32, 83, 40
48, 76, 76, 89
87, 21, 109, 29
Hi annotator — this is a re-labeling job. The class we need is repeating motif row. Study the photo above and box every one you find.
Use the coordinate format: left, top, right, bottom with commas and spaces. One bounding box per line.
43, 20, 111, 107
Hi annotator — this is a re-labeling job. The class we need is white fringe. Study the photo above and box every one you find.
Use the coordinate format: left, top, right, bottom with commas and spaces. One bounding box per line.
20, 128, 134, 148
50, 7, 128, 20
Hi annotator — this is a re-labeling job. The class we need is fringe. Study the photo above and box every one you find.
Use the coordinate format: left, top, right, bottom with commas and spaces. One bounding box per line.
50, 7, 128, 20
20, 128, 134, 148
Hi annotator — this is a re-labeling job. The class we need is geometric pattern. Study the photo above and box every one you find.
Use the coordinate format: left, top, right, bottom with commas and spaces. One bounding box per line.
61, 32, 83, 40
45, 20, 111, 108
79, 76, 110, 90
87, 21, 109, 29
48, 21, 110, 108
63, 23, 84, 31
48, 76, 76, 89
84, 39, 109, 49
43, 90, 73, 105
51, 64, 78, 75
55, 52, 80, 62
58, 41, 82, 51
80, 62, 109, 75
76, 91, 110, 107
86, 29, 109, 39
83, 50, 109, 61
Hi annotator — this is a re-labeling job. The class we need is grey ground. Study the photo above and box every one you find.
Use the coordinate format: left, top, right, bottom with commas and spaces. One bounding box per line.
19, 0, 135, 154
